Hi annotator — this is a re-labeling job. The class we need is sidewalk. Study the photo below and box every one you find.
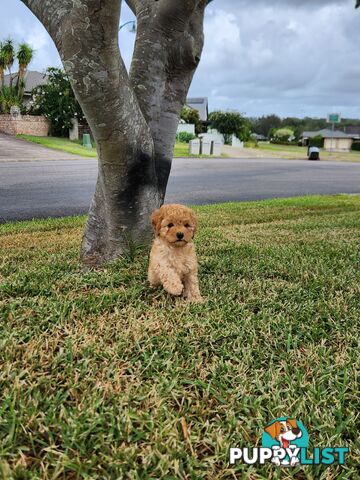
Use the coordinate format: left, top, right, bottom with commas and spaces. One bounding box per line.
223, 145, 310, 159
222, 145, 276, 158
0, 133, 88, 162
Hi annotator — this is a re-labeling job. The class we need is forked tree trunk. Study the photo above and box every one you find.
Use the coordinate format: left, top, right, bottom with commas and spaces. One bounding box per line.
16, 66, 26, 100
21, 0, 207, 265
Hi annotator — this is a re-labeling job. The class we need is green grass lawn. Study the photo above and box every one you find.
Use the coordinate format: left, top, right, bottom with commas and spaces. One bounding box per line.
17, 135, 209, 158
256, 142, 360, 162
17, 135, 98, 158
1, 195, 359, 478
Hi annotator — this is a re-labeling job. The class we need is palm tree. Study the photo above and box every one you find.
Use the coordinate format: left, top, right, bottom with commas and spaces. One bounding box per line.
2, 39, 15, 86
0, 43, 6, 89
2, 38, 15, 90
16, 42, 34, 99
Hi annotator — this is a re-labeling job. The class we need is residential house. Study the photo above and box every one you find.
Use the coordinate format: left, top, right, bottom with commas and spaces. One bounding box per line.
343, 125, 360, 139
301, 129, 354, 152
4, 70, 49, 106
186, 97, 209, 122
251, 133, 267, 141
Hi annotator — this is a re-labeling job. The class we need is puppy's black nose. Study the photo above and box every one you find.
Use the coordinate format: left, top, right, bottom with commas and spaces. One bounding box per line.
293, 428, 300, 435
176, 232, 184, 240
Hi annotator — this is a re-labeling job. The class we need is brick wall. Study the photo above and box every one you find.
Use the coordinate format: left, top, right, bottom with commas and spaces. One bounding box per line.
0, 115, 50, 136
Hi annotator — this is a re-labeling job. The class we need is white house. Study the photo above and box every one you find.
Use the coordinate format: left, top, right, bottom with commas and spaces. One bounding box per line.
186, 97, 208, 122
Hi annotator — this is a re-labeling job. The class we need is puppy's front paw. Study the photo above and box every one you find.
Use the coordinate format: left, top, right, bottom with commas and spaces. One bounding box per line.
164, 281, 183, 296
186, 294, 204, 303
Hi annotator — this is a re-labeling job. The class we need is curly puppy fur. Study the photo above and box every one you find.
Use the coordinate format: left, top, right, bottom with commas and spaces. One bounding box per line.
148, 204, 203, 303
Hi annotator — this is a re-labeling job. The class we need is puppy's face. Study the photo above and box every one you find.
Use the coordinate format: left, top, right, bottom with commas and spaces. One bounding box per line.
151, 204, 197, 247
265, 419, 302, 447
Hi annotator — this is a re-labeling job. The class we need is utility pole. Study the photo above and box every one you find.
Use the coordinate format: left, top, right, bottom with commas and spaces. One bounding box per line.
330, 121, 335, 156
327, 113, 341, 156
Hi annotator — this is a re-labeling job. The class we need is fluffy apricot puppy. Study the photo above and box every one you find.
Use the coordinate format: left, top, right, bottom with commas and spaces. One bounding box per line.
148, 204, 203, 302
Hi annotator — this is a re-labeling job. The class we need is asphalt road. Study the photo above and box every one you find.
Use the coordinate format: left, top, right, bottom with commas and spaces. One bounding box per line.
1, 157, 360, 222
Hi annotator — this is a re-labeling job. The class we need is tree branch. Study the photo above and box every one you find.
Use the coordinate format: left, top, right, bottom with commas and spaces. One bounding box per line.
22, 0, 152, 161
20, 0, 73, 49
129, 0, 206, 193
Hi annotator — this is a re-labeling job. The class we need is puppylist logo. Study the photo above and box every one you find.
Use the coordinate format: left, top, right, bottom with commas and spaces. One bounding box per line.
230, 417, 349, 467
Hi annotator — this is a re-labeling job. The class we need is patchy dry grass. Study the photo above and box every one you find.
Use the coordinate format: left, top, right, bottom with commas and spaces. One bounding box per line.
0, 195, 359, 479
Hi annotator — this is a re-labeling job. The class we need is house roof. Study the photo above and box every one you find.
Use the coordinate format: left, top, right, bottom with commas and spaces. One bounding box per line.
4, 70, 49, 94
344, 125, 360, 136
251, 133, 267, 140
302, 129, 354, 139
186, 97, 208, 121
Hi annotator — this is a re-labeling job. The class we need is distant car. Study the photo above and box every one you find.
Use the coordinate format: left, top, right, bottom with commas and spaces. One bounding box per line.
307, 146, 320, 161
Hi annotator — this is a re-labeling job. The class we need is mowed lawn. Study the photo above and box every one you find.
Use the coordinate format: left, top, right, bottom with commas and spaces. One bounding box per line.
0, 196, 359, 479
256, 143, 360, 162
17, 135, 198, 158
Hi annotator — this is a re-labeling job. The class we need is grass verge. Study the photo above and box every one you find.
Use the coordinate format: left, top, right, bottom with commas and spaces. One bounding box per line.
1, 195, 359, 478
257, 143, 360, 162
17, 135, 220, 159
17, 135, 98, 158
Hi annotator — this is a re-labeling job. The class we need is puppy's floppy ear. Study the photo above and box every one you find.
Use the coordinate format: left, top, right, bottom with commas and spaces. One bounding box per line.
265, 422, 278, 439
151, 209, 162, 234
190, 211, 198, 235
287, 418, 298, 429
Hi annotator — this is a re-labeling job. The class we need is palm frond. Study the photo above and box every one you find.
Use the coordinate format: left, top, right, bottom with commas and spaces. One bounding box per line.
17, 42, 34, 69
2, 39, 15, 68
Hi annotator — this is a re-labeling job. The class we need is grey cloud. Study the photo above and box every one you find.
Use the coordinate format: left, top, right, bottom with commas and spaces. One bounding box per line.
190, 0, 360, 117
218, 0, 354, 7
1, 0, 360, 118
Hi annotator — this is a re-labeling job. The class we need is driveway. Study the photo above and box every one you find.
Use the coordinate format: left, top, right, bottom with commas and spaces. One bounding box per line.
0, 132, 87, 161
1, 153, 359, 222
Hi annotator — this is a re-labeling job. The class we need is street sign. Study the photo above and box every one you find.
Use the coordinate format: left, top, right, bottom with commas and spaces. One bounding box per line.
327, 113, 341, 124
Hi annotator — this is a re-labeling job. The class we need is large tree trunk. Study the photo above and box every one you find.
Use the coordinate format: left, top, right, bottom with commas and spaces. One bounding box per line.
129, 0, 206, 198
21, 0, 206, 265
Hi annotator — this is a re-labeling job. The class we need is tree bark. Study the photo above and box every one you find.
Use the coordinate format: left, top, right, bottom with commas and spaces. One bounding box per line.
128, 0, 206, 198
21, 0, 207, 265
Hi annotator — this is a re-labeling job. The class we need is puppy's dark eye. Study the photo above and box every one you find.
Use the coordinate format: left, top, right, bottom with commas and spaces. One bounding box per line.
167, 223, 174, 228
185, 223, 190, 228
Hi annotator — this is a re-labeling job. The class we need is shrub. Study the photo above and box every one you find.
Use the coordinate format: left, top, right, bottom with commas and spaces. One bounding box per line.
271, 127, 295, 144
209, 111, 251, 143
351, 141, 360, 151
0, 86, 21, 113
180, 106, 203, 134
309, 135, 324, 148
176, 132, 196, 143
272, 140, 298, 145
245, 140, 258, 148
29, 67, 85, 137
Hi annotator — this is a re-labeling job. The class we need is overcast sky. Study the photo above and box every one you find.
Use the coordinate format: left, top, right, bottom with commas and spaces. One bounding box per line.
1, 0, 359, 118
